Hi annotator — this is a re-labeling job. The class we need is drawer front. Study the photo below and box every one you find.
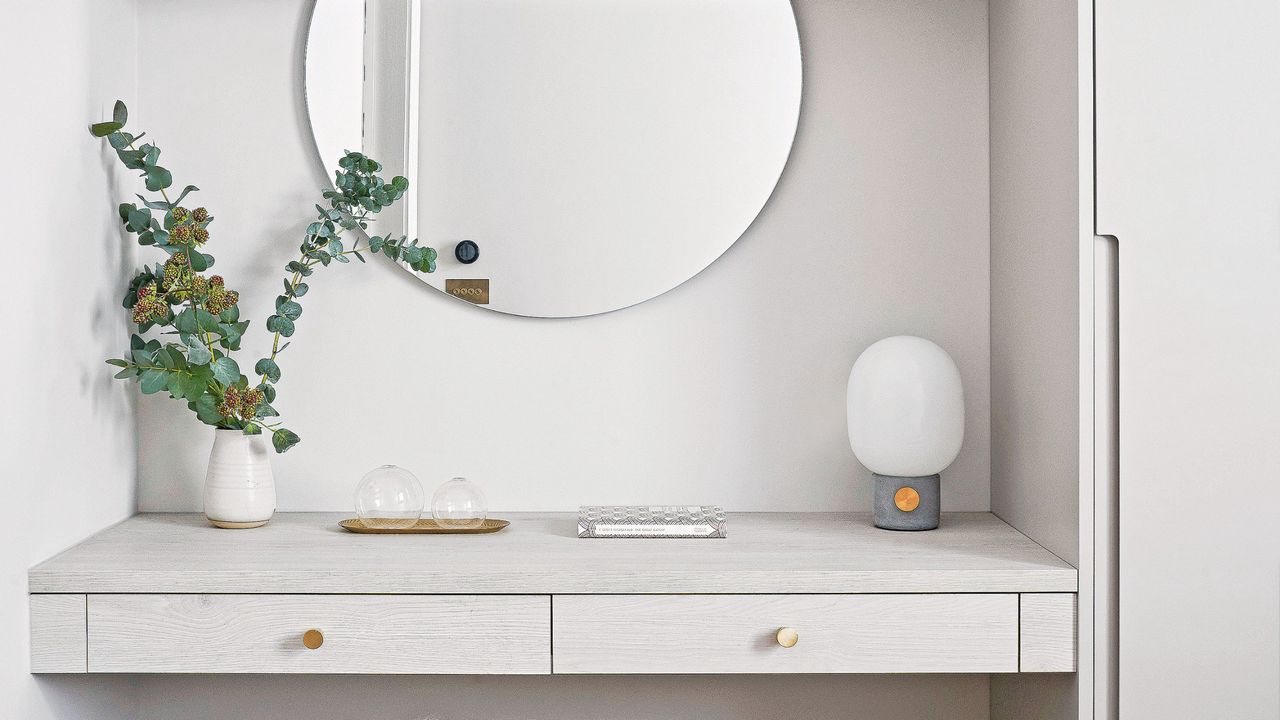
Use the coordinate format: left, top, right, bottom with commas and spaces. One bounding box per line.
88, 594, 549, 673
553, 594, 1017, 673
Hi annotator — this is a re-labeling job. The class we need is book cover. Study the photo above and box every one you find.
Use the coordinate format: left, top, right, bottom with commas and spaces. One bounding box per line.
578, 505, 727, 538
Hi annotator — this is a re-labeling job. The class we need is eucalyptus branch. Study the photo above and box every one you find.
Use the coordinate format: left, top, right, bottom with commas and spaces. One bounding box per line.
252, 151, 437, 406
92, 101, 284, 444
92, 104, 435, 454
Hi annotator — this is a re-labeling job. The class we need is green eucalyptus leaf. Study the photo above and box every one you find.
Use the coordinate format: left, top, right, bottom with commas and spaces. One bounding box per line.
182, 373, 208, 400
136, 194, 171, 211
293, 282, 308, 297
189, 363, 214, 385
242, 423, 263, 436
268, 316, 296, 337
171, 185, 199, 206
175, 308, 197, 334
189, 251, 210, 272
116, 149, 146, 168
210, 356, 239, 385
277, 300, 302, 321
165, 371, 187, 398
260, 383, 276, 403
185, 336, 212, 366
144, 165, 173, 191
108, 131, 134, 149
89, 121, 122, 137
139, 369, 168, 394
113, 367, 137, 380
194, 392, 222, 424
112, 100, 128, 125
255, 358, 281, 383
106, 358, 129, 368
156, 346, 177, 369
127, 207, 151, 232
219, 305, 239, 323
272, 428, 301, 453
196, 309, 221, 333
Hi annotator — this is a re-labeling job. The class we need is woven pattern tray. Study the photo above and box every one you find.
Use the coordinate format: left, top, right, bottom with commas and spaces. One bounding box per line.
339, 518, 509, 534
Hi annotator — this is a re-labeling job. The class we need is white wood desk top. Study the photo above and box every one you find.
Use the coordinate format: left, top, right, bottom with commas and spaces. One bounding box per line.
29, 512, 1076, 595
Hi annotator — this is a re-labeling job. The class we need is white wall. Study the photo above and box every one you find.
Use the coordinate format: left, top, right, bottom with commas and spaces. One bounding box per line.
134, 0, 992, 517
123, 0, 991, 717
0, 1, 140, 718
988, 0, 1080, 568
136, 674, 988, 720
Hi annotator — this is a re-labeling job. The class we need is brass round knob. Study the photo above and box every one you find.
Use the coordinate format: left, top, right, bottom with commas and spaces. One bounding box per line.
302, 629, 324, 650
776, 627, 799, 648
894, 486, 921, 512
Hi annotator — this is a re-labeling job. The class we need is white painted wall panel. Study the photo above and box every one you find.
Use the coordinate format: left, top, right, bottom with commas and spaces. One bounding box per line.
1097, 1, 1280, 716
0, 0, 140, 716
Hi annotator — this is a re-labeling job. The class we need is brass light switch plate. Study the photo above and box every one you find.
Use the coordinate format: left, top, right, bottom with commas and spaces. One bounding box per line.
445, 278, 489, 304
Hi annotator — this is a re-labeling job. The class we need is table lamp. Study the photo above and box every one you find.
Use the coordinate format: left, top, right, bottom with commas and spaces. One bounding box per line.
847, 336, 964, 530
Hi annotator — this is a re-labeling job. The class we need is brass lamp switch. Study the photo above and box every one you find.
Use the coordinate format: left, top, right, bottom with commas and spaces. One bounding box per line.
894, 487, 921, 512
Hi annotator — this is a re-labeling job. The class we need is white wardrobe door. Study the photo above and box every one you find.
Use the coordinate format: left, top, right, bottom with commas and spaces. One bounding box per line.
1097, 1, 1280, 718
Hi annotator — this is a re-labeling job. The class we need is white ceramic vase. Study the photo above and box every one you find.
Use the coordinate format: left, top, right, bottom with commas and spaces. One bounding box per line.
203, 429, 276, 529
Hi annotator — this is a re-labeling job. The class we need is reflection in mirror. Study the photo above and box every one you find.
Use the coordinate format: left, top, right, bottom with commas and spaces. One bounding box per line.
306, 0, 801, 317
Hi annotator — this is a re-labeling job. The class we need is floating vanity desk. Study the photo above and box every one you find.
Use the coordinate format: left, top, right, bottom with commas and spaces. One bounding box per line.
29, 512, 1076, 675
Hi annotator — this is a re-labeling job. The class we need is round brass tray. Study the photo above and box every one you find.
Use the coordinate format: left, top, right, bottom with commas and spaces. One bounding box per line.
338, 518, 509, 534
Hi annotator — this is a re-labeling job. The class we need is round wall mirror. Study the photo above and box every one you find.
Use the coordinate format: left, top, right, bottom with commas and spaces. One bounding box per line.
305, 0, 801, 317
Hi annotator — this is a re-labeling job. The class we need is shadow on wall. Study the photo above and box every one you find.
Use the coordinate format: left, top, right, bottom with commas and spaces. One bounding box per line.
124, 673, 989, 720
34, 676, 139, 718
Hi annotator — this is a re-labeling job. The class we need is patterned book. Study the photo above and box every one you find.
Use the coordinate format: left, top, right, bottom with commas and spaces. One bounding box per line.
578, 505, 727, 538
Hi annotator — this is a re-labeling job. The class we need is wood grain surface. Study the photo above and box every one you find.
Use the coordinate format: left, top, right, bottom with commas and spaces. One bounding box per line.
30, 512, 1076, 594
87, 594, 549, 674
553, 593, 1018, 673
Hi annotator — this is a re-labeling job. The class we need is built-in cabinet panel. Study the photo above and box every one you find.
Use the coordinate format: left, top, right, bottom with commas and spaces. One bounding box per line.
553, 594, 1019, 674
1098, 0, 1280, 717
1020, 593, 1078, 673
987, 0, 1090, 715
87, 594, 550, 674
35, 589, 1078, 675
29, 594, 86, 673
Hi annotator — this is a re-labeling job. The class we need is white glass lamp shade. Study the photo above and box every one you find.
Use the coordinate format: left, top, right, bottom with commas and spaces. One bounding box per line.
847, 336, 964, 477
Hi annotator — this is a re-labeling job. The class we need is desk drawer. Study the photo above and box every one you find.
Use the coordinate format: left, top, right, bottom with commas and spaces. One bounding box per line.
552, 594, 1017, 673
87, 594, 549, 673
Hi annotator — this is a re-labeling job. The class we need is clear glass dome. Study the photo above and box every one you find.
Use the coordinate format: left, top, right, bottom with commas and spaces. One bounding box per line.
354, 465, 424, 529
431, 477, 487, 529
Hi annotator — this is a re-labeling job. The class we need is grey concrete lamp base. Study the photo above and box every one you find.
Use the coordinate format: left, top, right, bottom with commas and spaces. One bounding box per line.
873, 473, 941, 531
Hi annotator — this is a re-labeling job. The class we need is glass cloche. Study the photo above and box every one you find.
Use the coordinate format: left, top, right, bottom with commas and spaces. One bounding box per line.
431, 477, 488, 529
354, 465, 425, 529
